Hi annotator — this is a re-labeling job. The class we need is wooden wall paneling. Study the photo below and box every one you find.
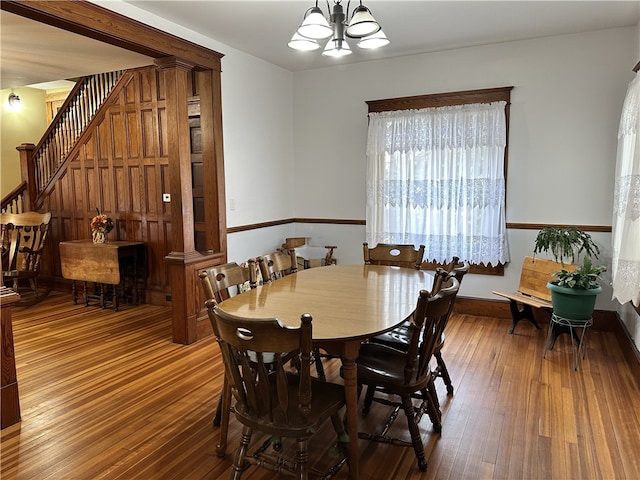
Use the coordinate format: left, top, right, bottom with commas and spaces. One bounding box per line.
161, 164, 170, 216
129, 165, 142, 214
40, 191, 57, 276
144, 165, 157, 214
197, 69, 226, 256
114, 166, 126, 213
190, 107, 205, 252
139, 69, 153, 104
158, 107, 167, 158
97, 116, 110, 163
71, 165, 84, 221
99, 166, 113, 214
3, 1, 227, 326
85, 166, 99, 219
140, 110, 154, 159
58, 164, 68, 212
124, 111, 139, 161
123, 73, 136, 105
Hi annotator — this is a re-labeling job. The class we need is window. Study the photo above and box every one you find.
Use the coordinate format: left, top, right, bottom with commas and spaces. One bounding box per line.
366, 87, 513, 267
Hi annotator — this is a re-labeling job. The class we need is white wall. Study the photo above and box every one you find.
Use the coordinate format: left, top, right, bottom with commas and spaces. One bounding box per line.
0, 87, 48, 197
291, 27, 637, 315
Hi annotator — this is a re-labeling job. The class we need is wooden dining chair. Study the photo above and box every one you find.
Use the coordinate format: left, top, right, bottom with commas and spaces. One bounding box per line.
199, 260, 257, 456
430, 259, 469, 396
257, 249, 297, 282
206, 302, 348, 480
363, 242, 425, 269
367, 257, 469, 397
1, 211, 52, 302
257, 249, 328, 381
353, 276, 460, 472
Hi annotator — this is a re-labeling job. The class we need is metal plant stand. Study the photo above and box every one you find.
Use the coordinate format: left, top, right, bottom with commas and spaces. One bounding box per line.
544, 313, 593, 371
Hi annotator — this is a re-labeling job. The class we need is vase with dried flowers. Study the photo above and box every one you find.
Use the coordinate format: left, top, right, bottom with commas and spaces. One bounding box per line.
90, 209, 114, 244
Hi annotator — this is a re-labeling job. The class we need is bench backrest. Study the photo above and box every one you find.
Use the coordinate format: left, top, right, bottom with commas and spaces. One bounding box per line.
519, 256, 577, 301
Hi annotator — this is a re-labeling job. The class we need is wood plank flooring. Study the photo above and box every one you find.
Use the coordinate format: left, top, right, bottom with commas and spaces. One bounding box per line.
1, 291, 639, 479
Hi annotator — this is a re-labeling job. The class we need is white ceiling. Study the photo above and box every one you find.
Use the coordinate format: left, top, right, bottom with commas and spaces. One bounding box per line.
2, 1, 638, 90
124, 0, 640, 72
0, 10, 153, 90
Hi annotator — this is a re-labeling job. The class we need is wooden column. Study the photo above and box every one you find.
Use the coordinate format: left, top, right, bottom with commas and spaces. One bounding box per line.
1, 286, 21, 429
157, 57, 201, 344
16, 143, 36, 211
157, 57, 196, 254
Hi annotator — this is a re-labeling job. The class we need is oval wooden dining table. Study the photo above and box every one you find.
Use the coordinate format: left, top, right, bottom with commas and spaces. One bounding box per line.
217, 264, 434, 480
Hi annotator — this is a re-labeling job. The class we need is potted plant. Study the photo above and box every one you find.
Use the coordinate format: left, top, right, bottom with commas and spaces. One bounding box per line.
533, 226, 606, 320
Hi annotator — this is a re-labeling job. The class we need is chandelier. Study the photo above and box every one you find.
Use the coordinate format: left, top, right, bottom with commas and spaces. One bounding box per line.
288, 0, 390, 57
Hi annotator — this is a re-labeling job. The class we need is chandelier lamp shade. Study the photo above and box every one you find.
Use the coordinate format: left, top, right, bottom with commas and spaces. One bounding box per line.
288, 0, 389, 57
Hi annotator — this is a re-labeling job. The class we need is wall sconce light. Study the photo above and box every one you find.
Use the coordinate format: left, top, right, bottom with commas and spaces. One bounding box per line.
8, 92, 22, 111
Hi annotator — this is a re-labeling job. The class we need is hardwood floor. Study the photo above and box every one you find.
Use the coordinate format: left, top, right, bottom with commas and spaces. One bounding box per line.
2, 291, 639, 479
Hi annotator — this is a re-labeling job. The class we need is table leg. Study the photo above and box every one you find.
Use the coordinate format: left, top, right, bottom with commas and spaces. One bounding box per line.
113, 284, 119, 311
83, 281, 89, 307
99, 283, 105, 309
133, 256, 139, 305
341, 341, 361, 480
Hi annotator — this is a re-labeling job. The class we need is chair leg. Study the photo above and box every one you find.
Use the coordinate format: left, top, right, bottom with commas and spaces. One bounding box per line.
423, 384, 442, 434
213, 393, 223, 426
362, 384, 376, 415
434, 351, 454, 395
216, 377, 232, 457
232, 425, 252, 480
29, 277, 39, 298
400, 394, 428, 472
330, 411, 349, 457
313, 348, 327, 381
296, 438, 309, 480
426, 376, 440, 410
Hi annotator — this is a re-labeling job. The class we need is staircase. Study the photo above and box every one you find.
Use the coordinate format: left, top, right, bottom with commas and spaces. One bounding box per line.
1, 70, 124, 213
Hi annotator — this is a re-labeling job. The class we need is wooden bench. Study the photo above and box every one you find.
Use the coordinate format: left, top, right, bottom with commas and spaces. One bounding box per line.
493, 256, 576, 333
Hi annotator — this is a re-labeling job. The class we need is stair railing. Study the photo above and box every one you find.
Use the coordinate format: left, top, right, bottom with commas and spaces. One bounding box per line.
1, 182, 27, 214
30, 70, 124, 196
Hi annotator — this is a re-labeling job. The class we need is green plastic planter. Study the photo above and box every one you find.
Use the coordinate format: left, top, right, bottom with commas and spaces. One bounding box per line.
546, 282, 602, 320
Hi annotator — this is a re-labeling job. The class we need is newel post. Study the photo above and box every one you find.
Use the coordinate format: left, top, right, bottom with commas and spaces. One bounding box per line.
16, 143, 37, 211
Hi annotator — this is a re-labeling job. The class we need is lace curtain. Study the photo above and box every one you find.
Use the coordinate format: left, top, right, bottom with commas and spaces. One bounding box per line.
612, 73, 640, 307
366, 101, 510, 265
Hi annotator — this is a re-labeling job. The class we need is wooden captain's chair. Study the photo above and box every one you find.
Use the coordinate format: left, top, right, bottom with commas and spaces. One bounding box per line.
206, 303, 348, 479
353, 275, 459, 472
199, 260, 257, 457
369, 257, 470, 397
363, 242, 425, 269
257, 249, 297, 282
1, 211, 52, 301
259, 247, 335, 381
